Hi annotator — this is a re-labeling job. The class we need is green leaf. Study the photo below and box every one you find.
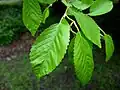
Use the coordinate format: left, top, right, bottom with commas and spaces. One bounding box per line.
30, 19, 70, 78
81, 0, 93, 4
68, 37, 75, 64
73, 11, 101, 48
71, 0, 93, 10
89, 0, 113, 16
104, 34, 114, 62
67, 7, 77, 16
23, 0, 42, 36
62, 0, 72, 7
74, 32, 94, 85
42, 7, 49, 23
38, 0, 56, 4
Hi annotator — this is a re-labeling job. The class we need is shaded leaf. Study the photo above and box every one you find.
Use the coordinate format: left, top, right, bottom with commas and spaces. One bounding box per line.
42, 7, 49, 23
74, 32, 94, 85
104, 34, 114, 61
68, 37, 75, 64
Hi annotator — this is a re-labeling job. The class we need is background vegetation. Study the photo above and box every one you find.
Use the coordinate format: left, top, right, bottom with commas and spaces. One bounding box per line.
0, 6, 25, 45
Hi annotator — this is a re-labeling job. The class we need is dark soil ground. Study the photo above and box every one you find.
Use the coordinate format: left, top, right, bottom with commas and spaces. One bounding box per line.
0, 32, 34, 61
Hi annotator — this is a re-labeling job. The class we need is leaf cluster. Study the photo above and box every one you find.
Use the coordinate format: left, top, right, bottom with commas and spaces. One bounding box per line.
23, 0, 114, 85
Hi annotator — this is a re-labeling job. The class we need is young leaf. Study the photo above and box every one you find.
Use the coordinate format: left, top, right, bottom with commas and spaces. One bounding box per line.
38, 0, 56, 4
71, 0, 93, 10
23, 0, 42, 36
42, 7, 49, 23
30, 19, 70, 78
104, 34, 114, 62
74, 11, 101, 48
89, 0, 113, 16
68, 37, 75, 64
74, 32, 94, 85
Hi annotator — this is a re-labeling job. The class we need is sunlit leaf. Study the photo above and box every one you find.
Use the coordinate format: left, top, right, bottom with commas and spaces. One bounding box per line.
30, 19, 70, 78
73, 11, 101, 48
71, 0, 93, 10
23, 0, 42, 36
89, 0, 113, 16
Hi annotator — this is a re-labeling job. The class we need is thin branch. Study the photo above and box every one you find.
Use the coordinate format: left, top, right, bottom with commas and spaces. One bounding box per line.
70, 29, 76, 34
100, 34, 104, 40
73, 21, 80, 32
70, 22, 74, 27
66, 15, 80, 32
60, 7, 68, 23
98, 27, 106, 35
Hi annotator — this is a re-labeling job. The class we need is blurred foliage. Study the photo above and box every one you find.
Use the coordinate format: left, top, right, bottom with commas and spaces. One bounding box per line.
0, 54, 39, 90
0, 6, 25, 45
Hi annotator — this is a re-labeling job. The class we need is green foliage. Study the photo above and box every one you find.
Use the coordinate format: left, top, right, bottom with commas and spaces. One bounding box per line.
42, 7, 50, 23
23, 0, 43, 36
68, 37, 75, 64
22, 0, 115, 85
74, 32, 94, 85
89, 0, 113, 16
71, 0, 93, 11
38, 0, 56, 4
104, 34, 114, 61
0, 7, 24, 45
75, 12, 101, 48
30, 19, 70, 78
68, 9, 101, 48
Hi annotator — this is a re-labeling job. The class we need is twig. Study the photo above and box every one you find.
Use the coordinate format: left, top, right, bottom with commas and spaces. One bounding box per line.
66, 15, 80, 32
